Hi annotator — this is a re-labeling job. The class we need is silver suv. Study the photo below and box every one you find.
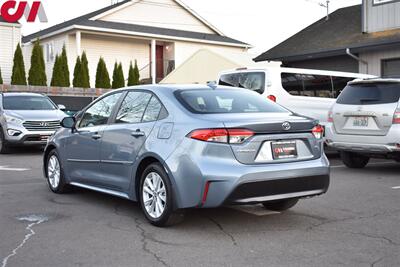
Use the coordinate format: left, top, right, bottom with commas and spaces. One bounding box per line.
0, 93, 67, 153
325, 79, 400, 168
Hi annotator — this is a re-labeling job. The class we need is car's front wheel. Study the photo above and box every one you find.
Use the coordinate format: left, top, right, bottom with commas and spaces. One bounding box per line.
340, 151, 370, 169
262, 198, 299, 211
139, 163, 183, 227
0, 127, 10, 154
46, 150, 70, 193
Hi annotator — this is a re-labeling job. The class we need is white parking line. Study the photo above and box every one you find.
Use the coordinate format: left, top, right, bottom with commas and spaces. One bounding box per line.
392, 186, 400, 190
0, 166, 30, 172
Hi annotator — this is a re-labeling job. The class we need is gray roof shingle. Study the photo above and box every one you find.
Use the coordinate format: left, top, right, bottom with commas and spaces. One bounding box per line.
254, 5, 400, 62
22, 0, 248, 46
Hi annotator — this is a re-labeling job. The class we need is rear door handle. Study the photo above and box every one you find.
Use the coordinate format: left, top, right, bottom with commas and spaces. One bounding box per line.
131, 130, 145, 137
92, 134, 102, 140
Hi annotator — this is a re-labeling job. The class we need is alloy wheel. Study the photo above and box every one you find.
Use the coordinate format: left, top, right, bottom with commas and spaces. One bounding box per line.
142, 172, 167, 219
47, 155, 61, 189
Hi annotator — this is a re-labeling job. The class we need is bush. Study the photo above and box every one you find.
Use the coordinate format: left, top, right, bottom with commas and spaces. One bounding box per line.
50, 55, 61, 86
81, 51, 90, 88
112, 62, 125, 89
59, 45, 70, 87
28, 39, 47, 86
128, 60, 140, 86
95, 57, 111, 89
0, 68, 3, 84
72, 56, 82, 87
11, 43, 27, 85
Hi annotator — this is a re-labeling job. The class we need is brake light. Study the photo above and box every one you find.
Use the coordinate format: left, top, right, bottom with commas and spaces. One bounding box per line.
393, 108, 400, 124
267, 95, 276, 102
189, 128, 254, 144
312, 125, 324, 139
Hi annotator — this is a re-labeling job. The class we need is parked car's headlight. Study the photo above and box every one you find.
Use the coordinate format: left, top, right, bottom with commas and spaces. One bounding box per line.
4, 114, 23, 124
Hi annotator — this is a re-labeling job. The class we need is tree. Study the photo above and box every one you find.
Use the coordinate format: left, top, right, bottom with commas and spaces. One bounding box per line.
95, 57, 111, 89
59, 45, 70, 87
11, 43, 27, 85
81, 51, 90, 88
28, 39, 47, 86
72, 56, 82, 87
0, 68, 3, 84
51, 55, 61, 86
128, 60, 140, 86
112, 62, 124, 89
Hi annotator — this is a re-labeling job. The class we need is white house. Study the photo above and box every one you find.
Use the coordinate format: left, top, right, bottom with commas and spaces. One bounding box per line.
0, 17, 21, 84
22, 0, 250, 87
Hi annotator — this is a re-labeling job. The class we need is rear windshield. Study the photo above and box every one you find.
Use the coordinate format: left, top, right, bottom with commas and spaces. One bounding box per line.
175, 89, 288, 114
337, 83, 400, 105
3, 96, 56, 110
218, 72, 265, 94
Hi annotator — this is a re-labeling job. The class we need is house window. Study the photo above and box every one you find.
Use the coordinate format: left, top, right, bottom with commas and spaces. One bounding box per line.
45, 42, 54, 62
373, 0, 397, 5
382, 58, 400, 78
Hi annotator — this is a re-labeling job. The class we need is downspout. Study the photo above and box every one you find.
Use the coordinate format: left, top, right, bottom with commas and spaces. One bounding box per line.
346, 48, 368, 74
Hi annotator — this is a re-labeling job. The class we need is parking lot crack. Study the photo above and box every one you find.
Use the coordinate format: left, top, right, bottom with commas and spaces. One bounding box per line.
1, 215, 48, 267
134, 218, 169, 267
370, 256, 384, 267
205, 216, 238, 246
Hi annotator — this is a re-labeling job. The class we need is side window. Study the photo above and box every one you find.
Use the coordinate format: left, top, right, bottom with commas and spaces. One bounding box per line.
116, 92, 151, 124
331, 76, 355, 98
142, 96, 162, 122
79, 92, 123, 128
281, 73, 334, 98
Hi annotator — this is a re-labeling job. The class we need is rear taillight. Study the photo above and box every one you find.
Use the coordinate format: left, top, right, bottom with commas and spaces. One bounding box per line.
267, 95, 276, 102
312, 125, 324, 139
393, 108, 400, 124
189, 128, 254, 144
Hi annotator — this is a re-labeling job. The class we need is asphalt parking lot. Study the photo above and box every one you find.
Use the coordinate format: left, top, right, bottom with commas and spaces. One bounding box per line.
0, 149, 399, 267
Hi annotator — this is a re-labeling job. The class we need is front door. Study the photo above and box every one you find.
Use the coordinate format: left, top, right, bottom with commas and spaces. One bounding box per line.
99, 91, 163, 192
65, 92, 124, 185
156, 45, 164, 79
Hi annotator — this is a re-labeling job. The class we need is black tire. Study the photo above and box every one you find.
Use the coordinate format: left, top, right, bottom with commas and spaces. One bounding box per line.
0, 127, 10, 154
45, 149, 70, 193
340, 151, 370, 169
139, 163, 184, 227
262, 198, 299, 211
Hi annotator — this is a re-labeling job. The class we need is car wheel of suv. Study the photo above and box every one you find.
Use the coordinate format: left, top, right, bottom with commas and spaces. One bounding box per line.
0, 127, 10, 154
46, 150, 70, 193
139, 163, 184, 227
262, 198, 299, 211
340, 151, 370, 169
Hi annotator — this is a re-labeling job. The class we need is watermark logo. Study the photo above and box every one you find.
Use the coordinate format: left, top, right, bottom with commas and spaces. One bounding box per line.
0, 1, 47, 23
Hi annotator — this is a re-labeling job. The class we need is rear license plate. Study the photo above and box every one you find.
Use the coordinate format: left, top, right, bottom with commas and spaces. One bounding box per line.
271, 141, 298, 159
353, 117, 369, 127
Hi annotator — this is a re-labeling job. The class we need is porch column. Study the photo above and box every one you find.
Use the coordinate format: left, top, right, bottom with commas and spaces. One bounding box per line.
76, 31, 81, 56
151, 39, 156, 84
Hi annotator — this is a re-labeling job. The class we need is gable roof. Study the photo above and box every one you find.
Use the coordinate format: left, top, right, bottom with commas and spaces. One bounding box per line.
254, 5, 400, 62
22, 0, 249, 47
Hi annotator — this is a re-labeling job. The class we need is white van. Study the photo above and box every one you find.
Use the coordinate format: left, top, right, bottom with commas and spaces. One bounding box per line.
218, 67, 374, 125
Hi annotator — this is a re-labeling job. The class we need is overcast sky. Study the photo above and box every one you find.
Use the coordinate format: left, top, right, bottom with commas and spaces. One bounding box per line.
21, 0, 361, 55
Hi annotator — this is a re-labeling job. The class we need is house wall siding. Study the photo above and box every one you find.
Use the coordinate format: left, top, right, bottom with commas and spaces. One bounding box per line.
99, 0, 215, 34
70, 33, 151, 87
0, 23, 21, 84
359, 47, 400, 75
284, 56, 359, 73
364, 0, 400, 32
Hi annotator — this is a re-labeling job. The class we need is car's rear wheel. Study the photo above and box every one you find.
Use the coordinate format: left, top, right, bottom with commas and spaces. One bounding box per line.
340, 151, 370, 169
262, 198, 299, 211
46, 150, 70, 193
139, 163, 183, 227
0, 127, 10, 154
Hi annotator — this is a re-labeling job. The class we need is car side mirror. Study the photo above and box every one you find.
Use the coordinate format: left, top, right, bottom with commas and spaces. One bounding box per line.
61, 117, 76, 129
58, 104, 66, 111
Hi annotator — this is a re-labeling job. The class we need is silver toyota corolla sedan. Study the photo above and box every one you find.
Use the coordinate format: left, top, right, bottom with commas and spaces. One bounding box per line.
43, 85, 330, 226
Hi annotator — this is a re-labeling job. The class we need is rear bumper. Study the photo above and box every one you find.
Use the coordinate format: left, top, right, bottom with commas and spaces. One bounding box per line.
325, 123, 400, 153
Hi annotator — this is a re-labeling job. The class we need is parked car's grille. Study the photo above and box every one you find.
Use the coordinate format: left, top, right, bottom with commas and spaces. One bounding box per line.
23, 120, 61, 131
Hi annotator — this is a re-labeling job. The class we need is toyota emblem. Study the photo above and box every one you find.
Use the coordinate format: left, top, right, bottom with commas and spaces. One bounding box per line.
282, 122, 291, 131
